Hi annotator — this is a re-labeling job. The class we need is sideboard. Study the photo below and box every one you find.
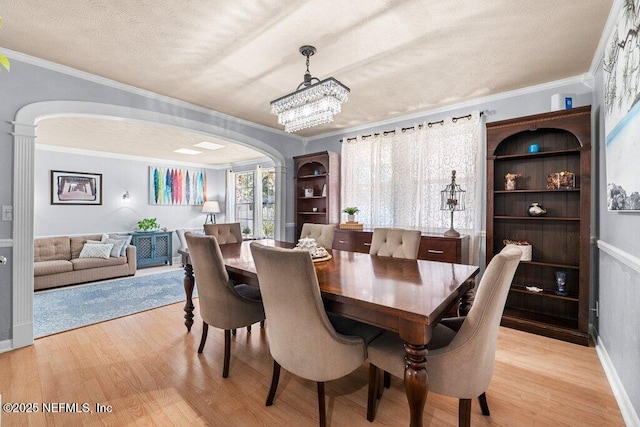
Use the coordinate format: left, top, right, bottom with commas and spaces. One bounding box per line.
332, 229, 469, 264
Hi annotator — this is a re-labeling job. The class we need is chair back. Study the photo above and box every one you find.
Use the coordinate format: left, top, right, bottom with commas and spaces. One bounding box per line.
299, 223, 336, 249
203, 222, 242, 244
427, 246, 521, 398
369, 228, 421, 259
175, 228, 188, 251
185, 233, 263, 329
250, 242, 365, 382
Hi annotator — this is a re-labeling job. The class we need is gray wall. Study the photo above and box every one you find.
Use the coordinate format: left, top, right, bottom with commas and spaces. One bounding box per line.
594, 60, 640, 417
34, 148, 227, 254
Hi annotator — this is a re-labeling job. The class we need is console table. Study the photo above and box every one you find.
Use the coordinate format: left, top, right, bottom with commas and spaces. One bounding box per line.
130, 231, 173, 268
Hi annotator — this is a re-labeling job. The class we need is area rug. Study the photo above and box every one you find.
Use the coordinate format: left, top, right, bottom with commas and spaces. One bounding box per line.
34, 269, 193, 338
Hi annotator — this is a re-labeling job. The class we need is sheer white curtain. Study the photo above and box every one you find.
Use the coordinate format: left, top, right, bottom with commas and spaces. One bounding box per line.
341, 111, 484, 264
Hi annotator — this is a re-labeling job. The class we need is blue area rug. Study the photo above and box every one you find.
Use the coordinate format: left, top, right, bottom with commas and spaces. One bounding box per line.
34, 270, 192, 338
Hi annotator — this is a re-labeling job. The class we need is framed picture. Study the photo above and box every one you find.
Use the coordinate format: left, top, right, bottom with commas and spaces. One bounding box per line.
148, 166, 206, 205
51, 170, 102, 205
603, 0, 640, 211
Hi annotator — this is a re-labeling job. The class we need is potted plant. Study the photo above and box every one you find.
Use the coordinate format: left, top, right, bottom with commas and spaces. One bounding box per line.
137, 218, 159, 232
342, 207, 360, 222
242, 226, 252, 236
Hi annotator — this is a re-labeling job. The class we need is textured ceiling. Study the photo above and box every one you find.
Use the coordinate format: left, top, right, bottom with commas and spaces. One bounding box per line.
1, 0, 613, 163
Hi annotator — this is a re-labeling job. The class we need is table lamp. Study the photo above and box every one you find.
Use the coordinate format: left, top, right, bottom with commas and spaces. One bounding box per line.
440, 170, 466, 237
202, 201, 221, 225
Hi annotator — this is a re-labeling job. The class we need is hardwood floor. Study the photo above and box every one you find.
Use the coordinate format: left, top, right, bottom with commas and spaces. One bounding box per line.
0, 301, 624, 426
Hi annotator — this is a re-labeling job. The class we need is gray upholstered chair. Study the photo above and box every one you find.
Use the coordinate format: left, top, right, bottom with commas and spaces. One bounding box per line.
203, 222, 242, 244
250, 242, 381, 427
369, 228, 421, 259
365, 246, 522, 425
185, 233, 265, 378
299, 223, 336, 249
175, 228, 188, 251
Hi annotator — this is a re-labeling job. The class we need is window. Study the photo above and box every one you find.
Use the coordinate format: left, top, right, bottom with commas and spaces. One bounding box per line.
231, 166, 276, 239
341, 112, 483, 234
235, 171, 254, 237
262, 169, 276, 238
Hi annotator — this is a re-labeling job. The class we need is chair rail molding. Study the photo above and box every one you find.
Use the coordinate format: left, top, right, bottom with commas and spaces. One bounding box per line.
597, 240, 640, 276
0, 239, 13, 247
9, 99, 289, 351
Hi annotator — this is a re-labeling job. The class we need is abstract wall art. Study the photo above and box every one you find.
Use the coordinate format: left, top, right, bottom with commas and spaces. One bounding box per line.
149, 166, 206, 205
604, 0, 640, 211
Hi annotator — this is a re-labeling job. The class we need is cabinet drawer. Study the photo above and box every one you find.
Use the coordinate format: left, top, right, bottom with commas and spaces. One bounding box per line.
333, 230, 372, 253
418, 238, 459, 263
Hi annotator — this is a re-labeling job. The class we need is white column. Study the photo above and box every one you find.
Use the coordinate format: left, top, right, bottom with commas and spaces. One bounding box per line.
254, 165, 263, 238
11, 121, 36, 348
274, 164, 287, 241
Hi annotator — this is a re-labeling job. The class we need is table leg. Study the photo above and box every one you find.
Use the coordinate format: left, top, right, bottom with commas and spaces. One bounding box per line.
183, 263, 195, 332
459, 279, 476, 316
404, 343, 428, 427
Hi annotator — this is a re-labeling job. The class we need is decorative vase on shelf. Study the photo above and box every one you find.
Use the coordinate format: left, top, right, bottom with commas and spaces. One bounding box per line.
527, 202, 547, 216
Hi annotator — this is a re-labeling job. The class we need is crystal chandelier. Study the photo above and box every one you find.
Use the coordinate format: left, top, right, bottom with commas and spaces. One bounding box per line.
270, 45, 350, 133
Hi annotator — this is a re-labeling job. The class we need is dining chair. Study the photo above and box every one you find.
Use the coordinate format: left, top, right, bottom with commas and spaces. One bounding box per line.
202, 222, 258, 332
369, 228, 421, 259
203, 222, 242, 244
299, 223, 336, 249
250, 242, 381, 427
365, 246, 522, 426
184, 233, 265, 378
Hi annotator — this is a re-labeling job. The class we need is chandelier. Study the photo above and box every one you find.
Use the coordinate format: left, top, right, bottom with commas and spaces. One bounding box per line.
270, 45, 350, 133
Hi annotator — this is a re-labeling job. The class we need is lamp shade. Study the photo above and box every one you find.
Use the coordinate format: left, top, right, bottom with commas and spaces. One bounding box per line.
202, 201, 221, 213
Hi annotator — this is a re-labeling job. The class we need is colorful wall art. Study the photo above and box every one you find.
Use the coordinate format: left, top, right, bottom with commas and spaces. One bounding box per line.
148, 166, 206, 205
603, 0, 640, 211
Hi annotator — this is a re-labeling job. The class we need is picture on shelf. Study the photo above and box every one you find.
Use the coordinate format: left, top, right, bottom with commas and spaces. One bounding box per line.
51, 170, 102, 205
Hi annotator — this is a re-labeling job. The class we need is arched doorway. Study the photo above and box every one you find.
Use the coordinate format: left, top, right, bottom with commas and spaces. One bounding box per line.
11, 100, 287, 349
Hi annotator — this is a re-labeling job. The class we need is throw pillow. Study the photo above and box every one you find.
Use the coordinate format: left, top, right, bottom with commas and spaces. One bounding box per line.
86, 240, 102, 244
105, 238, 127, 258
109, 234, 133, 257
79, 243, 114, 259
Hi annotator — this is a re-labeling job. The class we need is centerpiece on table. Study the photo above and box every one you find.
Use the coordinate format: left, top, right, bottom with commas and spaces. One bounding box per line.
294, 237, 331, 262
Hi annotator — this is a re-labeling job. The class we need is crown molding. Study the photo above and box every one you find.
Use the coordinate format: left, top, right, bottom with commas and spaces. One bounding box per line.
34, 143, 258, 170
0, 48, 305, 143
307, 74, 590, 141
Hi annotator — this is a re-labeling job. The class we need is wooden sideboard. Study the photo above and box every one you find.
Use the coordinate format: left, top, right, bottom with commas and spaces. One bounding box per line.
333, 229, 469, 264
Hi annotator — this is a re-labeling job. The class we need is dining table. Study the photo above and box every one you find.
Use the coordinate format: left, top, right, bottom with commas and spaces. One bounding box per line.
178, 239, 479, 427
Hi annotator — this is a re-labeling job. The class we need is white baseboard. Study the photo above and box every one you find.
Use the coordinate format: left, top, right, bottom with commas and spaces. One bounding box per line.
594, 332, 640, 426
11, 322, 33, 350
0, 339, 12, 353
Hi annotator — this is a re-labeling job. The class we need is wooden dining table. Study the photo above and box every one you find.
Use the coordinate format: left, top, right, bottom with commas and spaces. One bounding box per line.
178, 239, 479, 427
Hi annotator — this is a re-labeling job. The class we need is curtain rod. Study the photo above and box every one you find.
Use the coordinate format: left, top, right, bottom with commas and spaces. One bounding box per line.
342, 111, 483, 142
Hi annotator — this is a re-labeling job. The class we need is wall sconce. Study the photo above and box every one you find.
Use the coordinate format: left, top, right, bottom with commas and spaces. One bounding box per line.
202, 200, 221, 224
122, 190, 131, 204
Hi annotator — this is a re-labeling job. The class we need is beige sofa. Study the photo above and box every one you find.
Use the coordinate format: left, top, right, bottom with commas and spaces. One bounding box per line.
34, 234, 137, 291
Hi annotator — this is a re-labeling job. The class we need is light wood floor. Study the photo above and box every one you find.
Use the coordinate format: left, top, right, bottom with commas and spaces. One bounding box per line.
0, 301, 624, 426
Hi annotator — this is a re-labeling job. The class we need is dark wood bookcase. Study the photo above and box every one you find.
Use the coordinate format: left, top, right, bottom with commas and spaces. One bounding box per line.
293, 151, 340, 239
486, 106, 591, 345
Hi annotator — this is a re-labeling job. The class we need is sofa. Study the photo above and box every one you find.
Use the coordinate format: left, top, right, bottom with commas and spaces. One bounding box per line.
34, 234, 137, 291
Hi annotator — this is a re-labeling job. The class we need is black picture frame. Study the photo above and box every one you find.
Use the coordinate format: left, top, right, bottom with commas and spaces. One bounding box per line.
51, 170, 102, 205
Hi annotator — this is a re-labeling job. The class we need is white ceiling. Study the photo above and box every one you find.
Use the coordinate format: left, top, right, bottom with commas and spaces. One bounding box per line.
1, 0, 613, 164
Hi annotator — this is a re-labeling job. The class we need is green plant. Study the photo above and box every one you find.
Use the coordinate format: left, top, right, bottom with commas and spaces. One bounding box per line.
342, 207, 360, 215
242, 226, 252, 235
137, 218, 159, 231
0, 18, 10, 72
